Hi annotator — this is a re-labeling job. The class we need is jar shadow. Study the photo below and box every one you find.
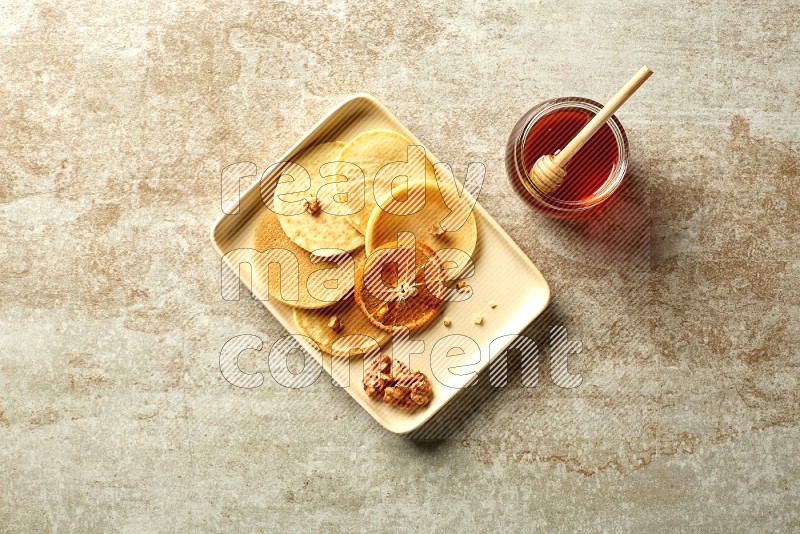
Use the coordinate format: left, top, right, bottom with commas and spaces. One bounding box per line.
546, 166, 651, 268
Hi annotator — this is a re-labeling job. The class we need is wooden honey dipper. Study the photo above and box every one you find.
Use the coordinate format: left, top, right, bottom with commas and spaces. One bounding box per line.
529, 65, 653, 195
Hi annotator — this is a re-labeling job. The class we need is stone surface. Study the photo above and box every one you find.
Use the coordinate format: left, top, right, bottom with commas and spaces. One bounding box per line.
1, 1, 798, 531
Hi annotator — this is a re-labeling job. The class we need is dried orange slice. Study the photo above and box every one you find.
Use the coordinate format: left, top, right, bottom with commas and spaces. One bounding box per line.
354, 238, 446, 332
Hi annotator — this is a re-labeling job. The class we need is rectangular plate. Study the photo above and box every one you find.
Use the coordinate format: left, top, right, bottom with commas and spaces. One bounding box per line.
210, 94, 550, 434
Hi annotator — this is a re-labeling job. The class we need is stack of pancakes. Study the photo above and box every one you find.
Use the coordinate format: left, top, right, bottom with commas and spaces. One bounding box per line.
251, 131, 477, 358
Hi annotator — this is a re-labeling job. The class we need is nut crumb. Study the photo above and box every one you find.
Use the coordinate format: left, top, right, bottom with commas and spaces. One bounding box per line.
327, 315, 343, 333
427, 223, 445, 237
455, 280, 470, 293
443, 318, 452, 327
305, 197, 321, 216
473, 315, 483, 325
489, 301, 497, 309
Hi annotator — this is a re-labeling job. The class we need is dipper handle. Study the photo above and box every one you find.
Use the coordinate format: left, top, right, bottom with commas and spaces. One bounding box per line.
553, 65, 653, 168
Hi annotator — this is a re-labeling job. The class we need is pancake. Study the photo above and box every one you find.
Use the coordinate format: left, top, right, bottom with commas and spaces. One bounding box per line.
293, 297, 391, 358
334, 129, 435, 234
364, 178, 477, 280
251, 209, 365, 309
274, 141, 364, 255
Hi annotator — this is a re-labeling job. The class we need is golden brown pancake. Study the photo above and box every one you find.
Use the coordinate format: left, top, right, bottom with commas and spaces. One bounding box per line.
274, 141, 364, 255
365, 178, 477, 280
251, 209, 365, 309
293, 297, 391, 358
334, 129, 436, 234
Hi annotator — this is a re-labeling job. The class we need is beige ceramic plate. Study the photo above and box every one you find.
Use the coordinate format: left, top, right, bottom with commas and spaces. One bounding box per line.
210, 94, 550, 434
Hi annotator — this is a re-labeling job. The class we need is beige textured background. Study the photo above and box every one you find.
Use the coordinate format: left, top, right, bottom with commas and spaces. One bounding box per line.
1, 1, 798, 531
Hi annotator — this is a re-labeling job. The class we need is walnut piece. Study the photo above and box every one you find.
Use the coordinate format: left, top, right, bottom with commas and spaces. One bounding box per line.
383, 361, 432, 409
427, 223, 445, 237
455, 280, 470, 293
489, 301, 497, 309
363, 355, 393, 398
473, 315, 483, 325
305, 197, 321, 216
443, 317, 452, 327
363, 356, 432, 410
327, 315, 343, 333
